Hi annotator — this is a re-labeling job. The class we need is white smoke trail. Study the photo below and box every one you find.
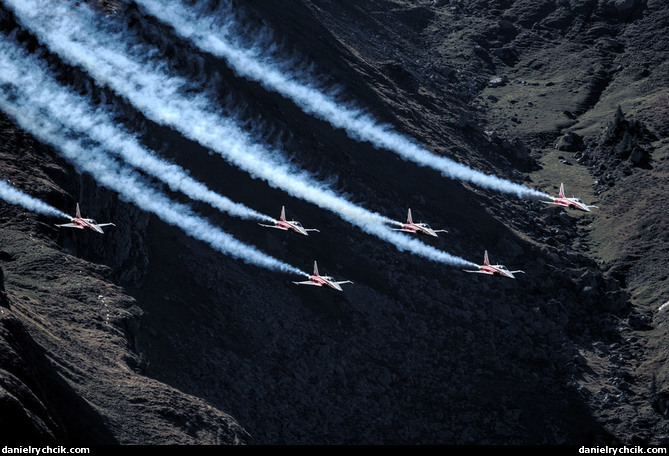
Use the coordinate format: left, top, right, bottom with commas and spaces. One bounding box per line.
133, 0, 551, 200
0, 35, 274, 225
0, 63, 306, 277
0, 179, 70, 219
4, 0, 476, 268
4, 0, 393, 221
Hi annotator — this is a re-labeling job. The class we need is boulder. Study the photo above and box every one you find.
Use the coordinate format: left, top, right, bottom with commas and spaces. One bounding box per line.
488, 76, 508, 88
555, 131, 584, 152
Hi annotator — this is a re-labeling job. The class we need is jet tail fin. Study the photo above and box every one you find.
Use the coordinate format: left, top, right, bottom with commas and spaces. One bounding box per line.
559, 183, 565, 198
483, 250, 490, 266
313, 261, 319, 276
407, 208, 413, 224
75, 203, 81, 219
280, 206, 286, 222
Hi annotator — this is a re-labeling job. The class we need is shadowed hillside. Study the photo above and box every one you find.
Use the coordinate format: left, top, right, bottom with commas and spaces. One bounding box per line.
0, 0, 667, 445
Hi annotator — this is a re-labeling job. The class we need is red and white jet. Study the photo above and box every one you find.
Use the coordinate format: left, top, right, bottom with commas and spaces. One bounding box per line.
389, 208, 448, 238
542, 183, 599, 212
258, 206, 319, 236
55, 203, 115, 234
293, 261, 353, 291
464, 250, 525, 279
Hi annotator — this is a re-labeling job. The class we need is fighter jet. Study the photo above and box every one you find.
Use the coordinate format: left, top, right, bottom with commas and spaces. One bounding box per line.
258, 206, 319, 235
464, 251, 524, 279
542, 183, 599, 212
55, 203, 115, 234
293, 261, 353, 291
389, 208, 448, 238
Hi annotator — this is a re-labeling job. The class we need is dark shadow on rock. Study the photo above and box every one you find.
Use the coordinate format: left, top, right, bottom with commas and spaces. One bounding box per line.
0, 313, 118, 445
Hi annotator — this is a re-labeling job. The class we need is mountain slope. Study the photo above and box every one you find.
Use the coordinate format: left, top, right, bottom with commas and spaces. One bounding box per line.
0, 0, 667, 445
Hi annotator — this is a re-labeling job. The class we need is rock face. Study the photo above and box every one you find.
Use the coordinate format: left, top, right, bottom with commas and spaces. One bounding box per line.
0, 0, 667, 446
0, 266, 8, 308
0, 114, 250, 445
611, 0, 647, 15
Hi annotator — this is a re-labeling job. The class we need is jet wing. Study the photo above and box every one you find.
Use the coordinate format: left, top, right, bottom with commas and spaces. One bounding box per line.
463, 269, 491, 274
258, 223, 283, 229
55, 223, 84, 229
292, 281, 321, 286
96, 223, 116, 227
540, 201, 561, 205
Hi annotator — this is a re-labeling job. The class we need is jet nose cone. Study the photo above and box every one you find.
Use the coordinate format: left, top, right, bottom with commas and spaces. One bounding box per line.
293, 225, 309, 235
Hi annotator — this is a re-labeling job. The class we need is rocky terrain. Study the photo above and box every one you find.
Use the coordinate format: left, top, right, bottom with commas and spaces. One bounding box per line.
0, 0, 667, 446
